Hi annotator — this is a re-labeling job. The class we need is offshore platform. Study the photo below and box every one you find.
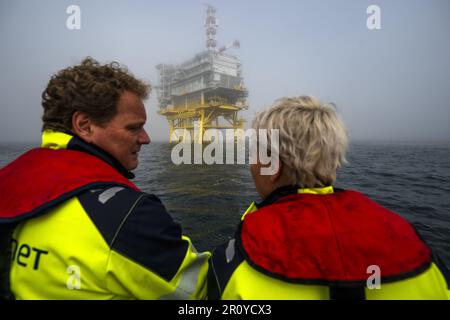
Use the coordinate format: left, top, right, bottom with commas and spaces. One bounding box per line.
156, 5, 248, 143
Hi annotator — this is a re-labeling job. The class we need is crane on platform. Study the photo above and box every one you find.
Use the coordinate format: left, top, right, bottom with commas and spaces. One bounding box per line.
218, 40, 240, 53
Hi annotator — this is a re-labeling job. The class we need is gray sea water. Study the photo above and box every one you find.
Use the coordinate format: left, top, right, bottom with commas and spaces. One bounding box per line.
1, 141, 449, 268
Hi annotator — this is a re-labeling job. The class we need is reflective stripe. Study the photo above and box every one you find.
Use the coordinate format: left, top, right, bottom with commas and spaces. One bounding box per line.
98, 187, 125, 204
159, 252, 209, 300
241, 202, 257, 220
225, 239, 236, 263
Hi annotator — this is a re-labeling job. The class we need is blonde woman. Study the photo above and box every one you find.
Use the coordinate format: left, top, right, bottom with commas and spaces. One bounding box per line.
208, 96, 450, 300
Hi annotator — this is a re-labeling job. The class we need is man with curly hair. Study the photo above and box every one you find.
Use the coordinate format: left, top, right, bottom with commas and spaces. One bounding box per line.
0, 57, 209, 300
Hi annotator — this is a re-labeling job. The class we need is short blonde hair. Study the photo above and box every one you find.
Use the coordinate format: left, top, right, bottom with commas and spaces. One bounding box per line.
252, 96, 348, 187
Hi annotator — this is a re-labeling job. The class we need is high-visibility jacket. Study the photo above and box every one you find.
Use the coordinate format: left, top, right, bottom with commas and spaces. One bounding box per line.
0, 130, 209, 300
208, 186, 450, 300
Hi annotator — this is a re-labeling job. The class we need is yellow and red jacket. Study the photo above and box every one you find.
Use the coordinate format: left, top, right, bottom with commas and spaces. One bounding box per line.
0, 130, 209, 300
208, 186, 450, 300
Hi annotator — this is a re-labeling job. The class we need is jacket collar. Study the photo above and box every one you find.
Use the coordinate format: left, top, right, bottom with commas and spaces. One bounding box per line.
257, 185, 335, 209
41, 130, 134, 179
241, 185, 335, 220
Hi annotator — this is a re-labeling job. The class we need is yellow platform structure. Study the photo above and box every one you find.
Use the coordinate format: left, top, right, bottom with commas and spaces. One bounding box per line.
158, 89, 247, 144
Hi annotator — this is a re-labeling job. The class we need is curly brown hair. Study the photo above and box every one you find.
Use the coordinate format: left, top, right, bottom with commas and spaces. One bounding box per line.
41, 57, 150, 132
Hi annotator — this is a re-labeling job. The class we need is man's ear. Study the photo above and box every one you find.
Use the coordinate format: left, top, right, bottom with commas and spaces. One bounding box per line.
72, 111, 94, 142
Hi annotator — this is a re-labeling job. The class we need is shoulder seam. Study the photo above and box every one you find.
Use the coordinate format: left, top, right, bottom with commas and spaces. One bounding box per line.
109, 193, 147, 248
210, 250, 223, 298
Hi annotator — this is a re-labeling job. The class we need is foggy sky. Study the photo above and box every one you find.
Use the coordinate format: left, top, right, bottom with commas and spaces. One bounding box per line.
1, 0, 449, 143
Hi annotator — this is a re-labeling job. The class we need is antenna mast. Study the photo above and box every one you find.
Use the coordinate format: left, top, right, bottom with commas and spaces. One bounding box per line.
205, 4, 218, 51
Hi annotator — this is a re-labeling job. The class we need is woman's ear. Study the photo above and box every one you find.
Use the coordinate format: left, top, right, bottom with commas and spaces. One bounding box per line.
269, 161, 284, 182
72, 111, 93, 142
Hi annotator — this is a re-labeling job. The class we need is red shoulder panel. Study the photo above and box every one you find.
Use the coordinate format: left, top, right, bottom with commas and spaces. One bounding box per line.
0, 148, 140, 221
240, 191, 431, 283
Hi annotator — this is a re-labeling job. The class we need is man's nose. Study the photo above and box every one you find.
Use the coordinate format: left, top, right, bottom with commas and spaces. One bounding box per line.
140, 129, 151, 145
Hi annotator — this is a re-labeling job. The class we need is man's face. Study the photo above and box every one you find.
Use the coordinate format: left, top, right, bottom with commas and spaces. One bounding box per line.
90, 91, 150, 171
